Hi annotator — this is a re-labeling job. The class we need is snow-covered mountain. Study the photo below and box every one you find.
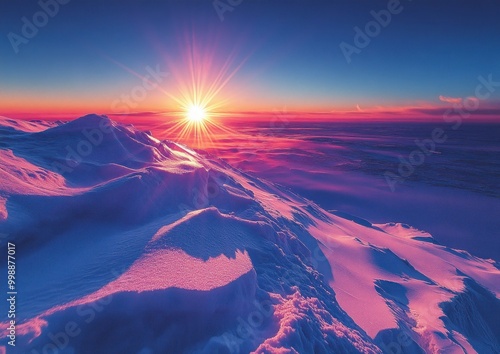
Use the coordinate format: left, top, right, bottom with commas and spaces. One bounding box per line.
0, 115, 498, 354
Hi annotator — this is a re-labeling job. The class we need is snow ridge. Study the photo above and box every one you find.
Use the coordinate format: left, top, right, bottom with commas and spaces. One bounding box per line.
0, 115, 498, 354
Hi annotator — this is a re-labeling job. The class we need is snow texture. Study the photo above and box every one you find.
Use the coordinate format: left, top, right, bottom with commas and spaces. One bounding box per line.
0, 115, 498, 353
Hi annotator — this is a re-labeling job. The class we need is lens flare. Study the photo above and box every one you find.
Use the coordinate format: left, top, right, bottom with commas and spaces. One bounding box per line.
104, 31, 249, 148
157, 33, 250, 148
186, 105, 206, 123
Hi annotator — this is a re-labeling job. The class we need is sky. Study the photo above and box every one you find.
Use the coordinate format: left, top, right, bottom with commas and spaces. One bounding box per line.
1, 0, 500, 120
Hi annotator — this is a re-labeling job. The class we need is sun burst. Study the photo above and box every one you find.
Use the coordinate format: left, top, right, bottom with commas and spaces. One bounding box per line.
186, 105, 206, 123
158, 35, 248, 148
103, 30, 250, 149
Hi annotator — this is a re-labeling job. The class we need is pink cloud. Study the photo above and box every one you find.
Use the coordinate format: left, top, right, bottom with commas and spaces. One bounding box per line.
439, 96, 463, 104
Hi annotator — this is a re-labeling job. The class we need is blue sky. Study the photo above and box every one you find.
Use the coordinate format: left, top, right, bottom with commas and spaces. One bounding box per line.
1, 0, 499, 116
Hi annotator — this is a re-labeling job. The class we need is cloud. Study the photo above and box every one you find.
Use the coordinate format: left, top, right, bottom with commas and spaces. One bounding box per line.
439, 96, 463, 104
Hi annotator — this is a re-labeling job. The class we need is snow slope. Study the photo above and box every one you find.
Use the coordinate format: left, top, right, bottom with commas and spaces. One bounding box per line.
0, 115, 498, 354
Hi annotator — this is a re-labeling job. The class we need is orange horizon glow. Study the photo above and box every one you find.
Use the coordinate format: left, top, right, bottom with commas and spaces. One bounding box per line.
3, 38, 499, 124
3, 103, 500, 123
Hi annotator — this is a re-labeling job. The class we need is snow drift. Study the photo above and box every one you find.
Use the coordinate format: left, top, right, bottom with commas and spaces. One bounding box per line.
0, 115, 498, 354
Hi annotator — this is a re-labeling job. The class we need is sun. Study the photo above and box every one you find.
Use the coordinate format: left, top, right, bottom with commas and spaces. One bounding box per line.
186, 105, 206, 123
157, 34, 249, 148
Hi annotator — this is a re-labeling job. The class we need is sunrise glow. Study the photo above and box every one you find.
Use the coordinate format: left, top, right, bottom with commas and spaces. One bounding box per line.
186, 105, 206, 123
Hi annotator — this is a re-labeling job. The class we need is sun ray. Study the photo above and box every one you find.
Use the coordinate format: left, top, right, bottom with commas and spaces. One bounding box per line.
158, 33, 250, 149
